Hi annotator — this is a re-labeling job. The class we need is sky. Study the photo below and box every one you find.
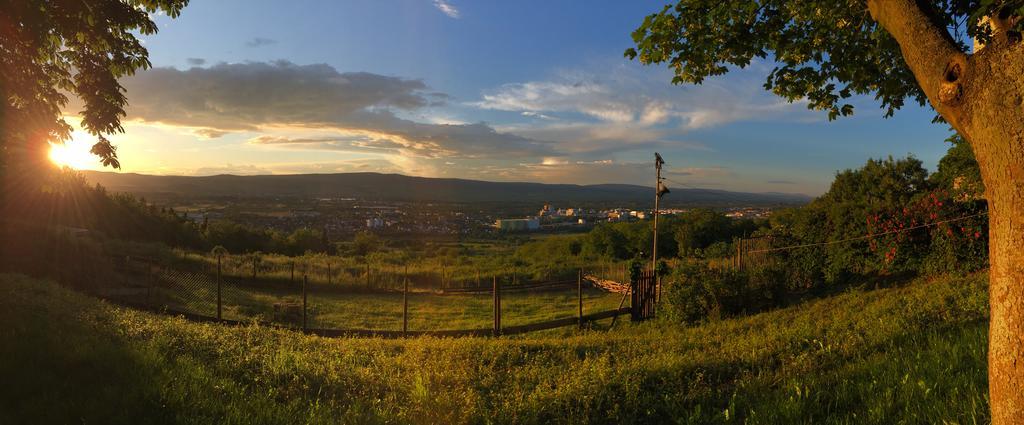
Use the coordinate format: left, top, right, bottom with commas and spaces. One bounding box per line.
54, 0, 956, 196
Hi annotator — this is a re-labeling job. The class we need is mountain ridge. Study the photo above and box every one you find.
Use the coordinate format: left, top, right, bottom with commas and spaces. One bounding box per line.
79, 171, 812, 206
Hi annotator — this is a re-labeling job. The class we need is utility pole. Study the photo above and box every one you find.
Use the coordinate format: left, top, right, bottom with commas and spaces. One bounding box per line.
652, 152, 667, 274
653, 152, 669, 304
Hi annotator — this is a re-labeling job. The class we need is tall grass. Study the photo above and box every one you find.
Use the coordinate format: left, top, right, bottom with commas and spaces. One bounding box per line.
0, 271, 989, 424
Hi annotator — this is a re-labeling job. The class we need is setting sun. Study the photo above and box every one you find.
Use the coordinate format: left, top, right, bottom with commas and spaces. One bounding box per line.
48, 138, 99, 170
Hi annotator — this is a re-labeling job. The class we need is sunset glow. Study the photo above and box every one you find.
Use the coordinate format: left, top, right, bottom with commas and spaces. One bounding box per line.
48, 138, 100, 170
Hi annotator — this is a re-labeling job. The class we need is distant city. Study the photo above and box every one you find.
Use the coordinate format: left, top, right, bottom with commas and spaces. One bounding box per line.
176, 197, 776, 237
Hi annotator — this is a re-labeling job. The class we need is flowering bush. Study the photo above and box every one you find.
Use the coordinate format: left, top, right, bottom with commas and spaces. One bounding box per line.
867, 189, 987, 274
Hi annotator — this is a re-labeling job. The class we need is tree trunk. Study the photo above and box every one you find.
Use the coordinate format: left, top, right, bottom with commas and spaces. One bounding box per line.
867, 1, 1024, 422
963, 43, 1024, 423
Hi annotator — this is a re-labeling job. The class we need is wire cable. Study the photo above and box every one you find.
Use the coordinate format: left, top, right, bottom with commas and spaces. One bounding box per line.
747, 211, 988, 254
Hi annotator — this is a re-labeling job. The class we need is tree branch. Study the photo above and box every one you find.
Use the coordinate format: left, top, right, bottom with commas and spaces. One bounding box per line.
866, 0, 968, 120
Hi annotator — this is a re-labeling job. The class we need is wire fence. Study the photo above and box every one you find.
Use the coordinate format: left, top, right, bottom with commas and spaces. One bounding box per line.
177, 252, 591, 292
105, 256, 637, 337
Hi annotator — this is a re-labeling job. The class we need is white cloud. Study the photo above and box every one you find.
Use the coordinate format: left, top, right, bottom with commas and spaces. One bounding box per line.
433, 0, 459, 18
473, 66, 819, 134
190, 163, 274, 176
475, 80, 635, 123
72, 61, 554, 159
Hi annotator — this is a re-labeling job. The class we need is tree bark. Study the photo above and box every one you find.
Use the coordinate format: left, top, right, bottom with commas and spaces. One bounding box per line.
867, 1, 1024, 423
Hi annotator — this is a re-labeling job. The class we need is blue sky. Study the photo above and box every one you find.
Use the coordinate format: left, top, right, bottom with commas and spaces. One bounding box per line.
56, 0, 955, 195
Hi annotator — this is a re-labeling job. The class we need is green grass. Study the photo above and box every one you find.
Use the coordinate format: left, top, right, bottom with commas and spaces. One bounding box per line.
150, 280, 624, 331
0, 272, 989, 424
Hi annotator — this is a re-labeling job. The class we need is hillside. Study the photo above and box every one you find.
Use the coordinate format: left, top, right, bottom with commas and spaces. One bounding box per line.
0, 272, 988, 424
79, 171, 811, 206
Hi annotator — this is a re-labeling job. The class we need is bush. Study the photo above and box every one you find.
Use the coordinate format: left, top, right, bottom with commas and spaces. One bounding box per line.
664, 262, 792, 324
664, 264, 745, 324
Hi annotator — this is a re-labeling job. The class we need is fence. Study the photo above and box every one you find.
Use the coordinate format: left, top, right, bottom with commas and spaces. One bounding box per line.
709, 236, 775, 271
181, 252, 594, 292
106, 257, 646, 338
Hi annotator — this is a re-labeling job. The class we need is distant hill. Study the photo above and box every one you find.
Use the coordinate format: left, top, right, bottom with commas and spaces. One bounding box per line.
79, 171, 811, 206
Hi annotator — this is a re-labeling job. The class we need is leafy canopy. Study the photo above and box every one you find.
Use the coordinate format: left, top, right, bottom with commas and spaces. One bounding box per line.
625, 1, 1024, 120
1, 0, 189, 170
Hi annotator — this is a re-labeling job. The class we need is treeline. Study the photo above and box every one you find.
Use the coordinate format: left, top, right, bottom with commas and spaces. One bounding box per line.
2, 170, 340, 257
664, 135, 988, 324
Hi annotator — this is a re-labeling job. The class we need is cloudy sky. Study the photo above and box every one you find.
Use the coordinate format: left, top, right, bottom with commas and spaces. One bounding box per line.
58, 0, 953, 195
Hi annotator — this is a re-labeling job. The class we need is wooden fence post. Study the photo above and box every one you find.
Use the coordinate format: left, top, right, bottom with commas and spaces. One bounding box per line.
217, 256, 222, 320
403, 266, 409, 336
327, 262, 332, 285
290, 261, 295, 283
302, 274, 308, 331
252, 256, 257, 281
365, 262, 370, 289
493, 276, 501, 336
577, 269, 583, 329
736, 239, 743, 270
630, 269, 638, 322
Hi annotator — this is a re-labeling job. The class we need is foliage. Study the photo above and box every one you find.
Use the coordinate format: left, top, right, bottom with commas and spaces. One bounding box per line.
2, 169, 205, 248
663, 262, 788, 324
349, 231, 381, 257
867, 189, 987, 274
1, 0, 188, 173
765, 155, 987, 286
625, 1, 1018, 121
932, 133, 985, 200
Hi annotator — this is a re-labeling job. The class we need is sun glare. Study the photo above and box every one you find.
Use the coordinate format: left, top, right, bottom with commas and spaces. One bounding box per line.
49, 138, 99, 170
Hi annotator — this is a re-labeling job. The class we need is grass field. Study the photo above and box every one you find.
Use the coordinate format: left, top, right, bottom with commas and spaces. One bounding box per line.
0, 272, 989, 424
149, 277, 625, 331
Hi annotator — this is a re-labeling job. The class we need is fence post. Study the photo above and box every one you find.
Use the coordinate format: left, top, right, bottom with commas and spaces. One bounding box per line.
736, 239, 743, 270
217, 256, 222, 320
630, 269, 638, 322
578, 269, 583, 329
365, 262, 370, 289
302, 274, 308, 332
403, 266, 409, 336
327, 262, 332, 285
252, 256, 257, 281
493, 276, 500, 336
291, 261, 295, 284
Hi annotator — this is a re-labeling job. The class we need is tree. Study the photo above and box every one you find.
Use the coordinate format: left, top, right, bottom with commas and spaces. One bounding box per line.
352, 231, 381, 257
627, 1, 1024, 421
932, 133, 985, 199
1, 0, 188, 178
673, 208, 733, 256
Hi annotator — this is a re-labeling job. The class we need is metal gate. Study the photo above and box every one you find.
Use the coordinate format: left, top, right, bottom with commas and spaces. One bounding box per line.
631, 269, 657, 321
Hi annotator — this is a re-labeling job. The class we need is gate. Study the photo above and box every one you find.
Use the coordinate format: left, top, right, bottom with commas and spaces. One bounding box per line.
631, 269, 657, 321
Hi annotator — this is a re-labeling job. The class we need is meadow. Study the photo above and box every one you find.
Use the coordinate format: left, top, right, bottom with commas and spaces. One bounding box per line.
146, 273, 625, 331
0, 271, 989, 424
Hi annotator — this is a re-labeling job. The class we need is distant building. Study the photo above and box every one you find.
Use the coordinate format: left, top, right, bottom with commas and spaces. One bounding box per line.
366, 217, 384, 228
495, 218, 540, 232
538, 203, 552, 217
